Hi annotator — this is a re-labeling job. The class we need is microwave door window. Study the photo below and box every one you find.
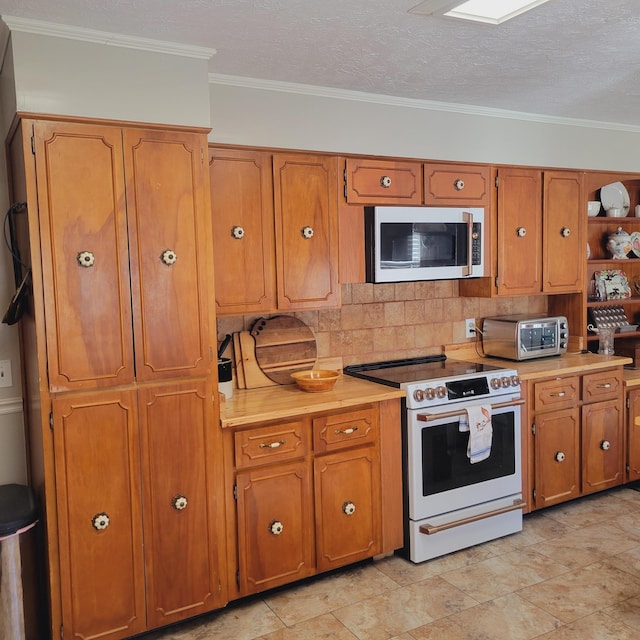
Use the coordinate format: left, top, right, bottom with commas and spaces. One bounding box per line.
415, 223, 467, 268
379, 223, 421, 268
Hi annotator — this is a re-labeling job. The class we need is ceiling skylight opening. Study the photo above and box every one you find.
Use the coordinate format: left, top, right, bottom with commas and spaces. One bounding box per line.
409, 0, 552, 24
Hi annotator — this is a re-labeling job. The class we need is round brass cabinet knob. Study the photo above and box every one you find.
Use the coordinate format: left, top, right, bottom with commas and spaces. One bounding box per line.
269, 520, 284, 535
160, 249, 177, 266
172, 494, 188, 511
91, 512, 110, 530
342, 501, 356, 516
77, 251, 95, 268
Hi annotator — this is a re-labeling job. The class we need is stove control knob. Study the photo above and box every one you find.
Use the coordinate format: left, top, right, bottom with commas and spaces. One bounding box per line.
510, 374, 520, 386
490, 377, 501, 390
435, 385, 447, 399
413, 389, 425, 402
425, 387, 436, 400
501, 376, 511, 388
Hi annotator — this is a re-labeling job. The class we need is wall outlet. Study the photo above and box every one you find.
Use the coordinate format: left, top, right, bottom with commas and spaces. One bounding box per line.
0, 360, 11, 388
465, 318, 476, 339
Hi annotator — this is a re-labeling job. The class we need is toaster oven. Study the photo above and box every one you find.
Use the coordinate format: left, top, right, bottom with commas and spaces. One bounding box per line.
482, 315, 568, 361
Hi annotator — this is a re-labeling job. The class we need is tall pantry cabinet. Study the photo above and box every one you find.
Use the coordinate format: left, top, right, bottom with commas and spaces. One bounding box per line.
7, 118, 226, 640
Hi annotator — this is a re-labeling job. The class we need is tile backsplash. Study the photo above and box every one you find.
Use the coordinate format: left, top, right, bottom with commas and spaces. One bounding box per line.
216, 282, 548, 367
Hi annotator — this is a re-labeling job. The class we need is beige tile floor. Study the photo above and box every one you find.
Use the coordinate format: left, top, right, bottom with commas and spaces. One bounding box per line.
148, 486, 640, 640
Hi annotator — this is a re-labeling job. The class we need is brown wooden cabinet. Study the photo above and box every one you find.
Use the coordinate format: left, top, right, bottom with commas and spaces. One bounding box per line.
10, 117, 225, 640
209, 147, 340, 313
627, 387, 640, 481
226, 404, 385, 599
424, 162, 491, 206
529, 367, 624, 511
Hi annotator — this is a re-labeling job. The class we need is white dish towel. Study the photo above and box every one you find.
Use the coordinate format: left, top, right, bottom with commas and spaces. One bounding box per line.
462, 403, 493, 464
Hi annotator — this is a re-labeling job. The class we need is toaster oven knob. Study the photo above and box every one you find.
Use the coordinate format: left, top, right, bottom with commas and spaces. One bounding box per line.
435, 386, 447, 399
560, 342, 567, 349
425, 387, 436, 400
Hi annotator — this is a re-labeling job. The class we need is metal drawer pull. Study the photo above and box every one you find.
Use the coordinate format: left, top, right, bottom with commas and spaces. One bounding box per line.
417, 398, 524, 422
596, 383, 612, 389
91, 513, 110, 531
259, 440, 285, 449
555, 451, 566, 462
172, 494, 188, 510
601, 440, 611, 451
342, 501, 356, 516
335, 426, 358, 435
380, 175, 392, 188
269, 520, 284, 535
419, 499, 526, 535
550, 391, 566, 398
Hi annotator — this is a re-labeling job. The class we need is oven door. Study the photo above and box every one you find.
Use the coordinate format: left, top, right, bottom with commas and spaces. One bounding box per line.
407, 396, 523, 523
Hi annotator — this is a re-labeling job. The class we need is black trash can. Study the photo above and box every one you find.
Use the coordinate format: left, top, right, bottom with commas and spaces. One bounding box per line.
0, 483, 39, 640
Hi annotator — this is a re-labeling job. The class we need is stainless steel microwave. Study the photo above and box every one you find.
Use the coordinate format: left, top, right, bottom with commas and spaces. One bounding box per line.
364, 206, 485, 283
482, 315, 569, 361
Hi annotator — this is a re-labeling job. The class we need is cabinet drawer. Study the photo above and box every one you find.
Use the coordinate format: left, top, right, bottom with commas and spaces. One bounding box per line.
313, 407, 378, 453
235, 420, 309, 469
582, 369, 622, 403
344, 158, 423, 204
533, 376, 579, 411
424, 163, 491, 206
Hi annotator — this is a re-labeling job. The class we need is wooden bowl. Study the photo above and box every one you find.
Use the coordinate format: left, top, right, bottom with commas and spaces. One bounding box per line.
290, 369, 340, 392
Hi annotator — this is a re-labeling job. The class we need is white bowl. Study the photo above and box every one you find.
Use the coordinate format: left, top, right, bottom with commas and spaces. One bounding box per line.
587, 201, 601, 217
606, 207, 626, 217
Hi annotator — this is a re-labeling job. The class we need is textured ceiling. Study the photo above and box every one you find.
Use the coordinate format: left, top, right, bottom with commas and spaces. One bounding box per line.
1, 0, 640, 126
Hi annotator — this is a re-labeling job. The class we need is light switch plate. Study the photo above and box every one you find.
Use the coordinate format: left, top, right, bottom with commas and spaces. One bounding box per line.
0, 360, 12, 388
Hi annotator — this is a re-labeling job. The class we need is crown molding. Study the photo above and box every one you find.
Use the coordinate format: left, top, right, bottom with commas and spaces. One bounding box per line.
208, 72, 640, 133
1, 15, 216, 60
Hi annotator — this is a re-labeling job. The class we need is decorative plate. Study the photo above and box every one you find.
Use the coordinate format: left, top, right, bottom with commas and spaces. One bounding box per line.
594, 269, 631, 299
601, 181, 630, 215
630, 231, 640, 257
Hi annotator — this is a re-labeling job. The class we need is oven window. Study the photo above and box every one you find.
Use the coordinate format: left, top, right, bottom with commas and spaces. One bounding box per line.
421, 411, 516, 496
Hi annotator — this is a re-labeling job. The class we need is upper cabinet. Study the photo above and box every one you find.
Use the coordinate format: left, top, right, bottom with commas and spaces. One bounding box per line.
344, 157, 423, 205
461, 167, 584, 298
209, 148, 340, 314
33, 121, 214, 392
424, 162, 491, 206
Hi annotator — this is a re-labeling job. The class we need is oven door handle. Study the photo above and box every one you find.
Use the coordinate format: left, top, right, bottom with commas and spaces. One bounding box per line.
419, 498, 526, 535
416, 398, 524, 422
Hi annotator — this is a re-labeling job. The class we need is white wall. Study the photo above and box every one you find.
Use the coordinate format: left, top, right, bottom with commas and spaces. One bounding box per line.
208, 77, 640, 173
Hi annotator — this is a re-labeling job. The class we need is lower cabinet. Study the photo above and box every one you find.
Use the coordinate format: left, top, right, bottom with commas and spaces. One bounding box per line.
53, 381, 225, 640
226, 404, 387, 598
529, 367, 624, 511
628, 388, 640, 481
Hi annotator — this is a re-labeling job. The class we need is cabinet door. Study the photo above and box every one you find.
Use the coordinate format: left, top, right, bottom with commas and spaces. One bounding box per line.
582, 399, 624, 493
496, 168, 543, 295
628, 389, 640, 481
344, 157, 423, 204
542, 171, 584, 293
236, 460, 314, 595
209, 148, 277, 315
124, 129, 213, 382
138, 381, 224, 627
273, 153, 340, 309
53, 390, 145, 640
314, 446, 381, 572
424, 163, 491, 206
533, 407, 580, 508
33, 121, 135, 392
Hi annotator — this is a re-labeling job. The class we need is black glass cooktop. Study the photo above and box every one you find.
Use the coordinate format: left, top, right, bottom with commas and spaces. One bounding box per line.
344, 355, 504, 387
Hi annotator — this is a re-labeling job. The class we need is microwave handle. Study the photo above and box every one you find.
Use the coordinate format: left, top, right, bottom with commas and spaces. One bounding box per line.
462, 211, 473, 276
